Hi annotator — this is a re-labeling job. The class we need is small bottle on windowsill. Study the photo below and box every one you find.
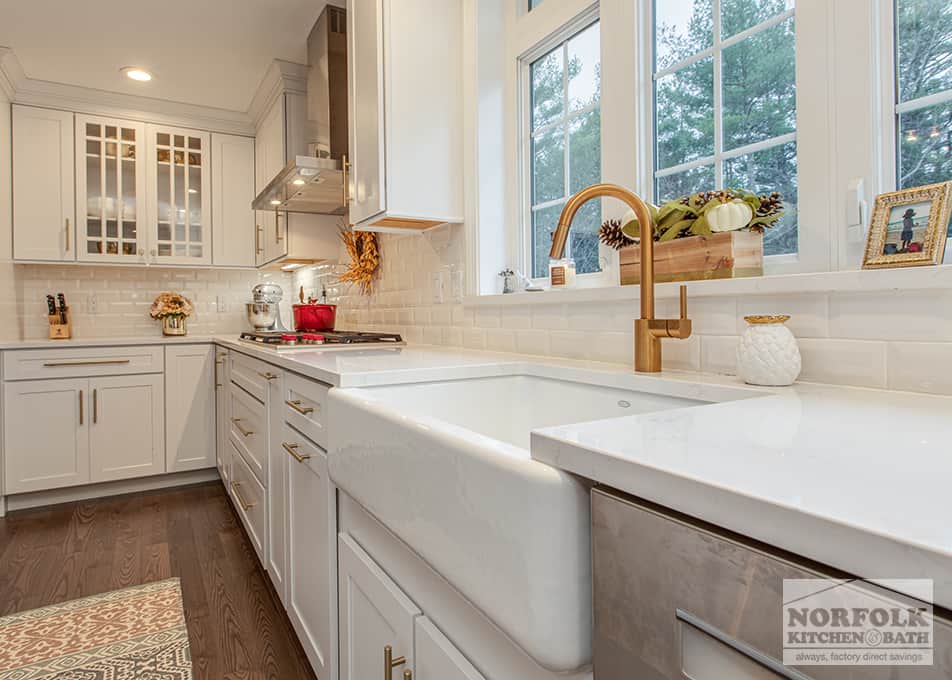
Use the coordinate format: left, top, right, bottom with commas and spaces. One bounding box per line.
549, 257, 577, 289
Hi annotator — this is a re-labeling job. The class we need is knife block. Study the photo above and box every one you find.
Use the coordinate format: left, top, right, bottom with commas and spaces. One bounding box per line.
48, 308, 72, 340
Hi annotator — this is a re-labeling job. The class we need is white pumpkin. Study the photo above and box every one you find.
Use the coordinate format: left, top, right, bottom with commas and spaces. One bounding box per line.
707, 199, 753, 233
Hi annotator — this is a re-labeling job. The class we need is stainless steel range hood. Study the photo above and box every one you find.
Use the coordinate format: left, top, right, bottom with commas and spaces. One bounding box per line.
252, 5, 348, 215
252, 155, 345, 214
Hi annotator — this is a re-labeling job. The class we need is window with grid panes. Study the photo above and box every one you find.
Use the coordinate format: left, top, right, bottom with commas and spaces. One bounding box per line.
528, 20, 602, 278
894, 0, 952, 238
653, 0, 797, 257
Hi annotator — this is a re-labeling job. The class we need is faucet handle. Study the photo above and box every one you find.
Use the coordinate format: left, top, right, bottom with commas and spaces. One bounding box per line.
680, 285, 688, 320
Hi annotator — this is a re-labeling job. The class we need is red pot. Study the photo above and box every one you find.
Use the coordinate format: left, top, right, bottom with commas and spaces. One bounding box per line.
292, 304, 337, 331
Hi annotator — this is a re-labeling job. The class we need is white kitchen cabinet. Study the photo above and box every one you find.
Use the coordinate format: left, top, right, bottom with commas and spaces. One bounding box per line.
215, 348, 231, 483
12, 105, 76, 262
3, 379, 89, 494
255, 95, 287, 266
230, 439, 267, 563
286, 426, 336, 679
165, 345, 216, 473
145, 125, 212, 265
415, 617, 486, 680
339, 533, 420, 680
88, 374, 165, 483
346, 0, 464, 232
75, 114, 148, 263
267, 372, 288, 604
211, 134, 256, 267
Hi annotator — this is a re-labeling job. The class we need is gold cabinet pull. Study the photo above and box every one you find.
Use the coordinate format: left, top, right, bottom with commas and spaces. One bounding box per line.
92, 388, 98, 424
231, 418, 254, 437
384, 646, 406, 680
260, 371, 279, 381
342, 154, 350, 205
285, 399, 315, 416
78, 389, 84, 425
275, 210, 284, 242
282, 442, 311, 463
231, 481, 254, 511
403, 671, 412, 680
255, 224, 264, 254
43, 359, 131, 367
65, 217, 71, 252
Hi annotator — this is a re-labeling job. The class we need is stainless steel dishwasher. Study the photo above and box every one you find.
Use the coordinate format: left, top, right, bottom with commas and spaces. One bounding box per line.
591, 486, 952, 679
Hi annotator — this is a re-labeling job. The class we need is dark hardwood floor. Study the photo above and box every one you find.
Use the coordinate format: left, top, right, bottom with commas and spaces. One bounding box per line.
0, 481, 317, 680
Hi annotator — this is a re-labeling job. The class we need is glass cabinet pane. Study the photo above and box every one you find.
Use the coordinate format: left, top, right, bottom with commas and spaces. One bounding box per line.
152, 129, 204, 260
84, 121, 138, 257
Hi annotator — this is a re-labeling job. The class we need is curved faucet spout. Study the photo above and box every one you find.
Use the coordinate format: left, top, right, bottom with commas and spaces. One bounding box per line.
548, 183, 657, 319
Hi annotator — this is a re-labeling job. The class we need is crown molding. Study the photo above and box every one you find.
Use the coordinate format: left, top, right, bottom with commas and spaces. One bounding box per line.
0, 48, 310, 136
0, 47, 26, 100
248, 59, 310, 129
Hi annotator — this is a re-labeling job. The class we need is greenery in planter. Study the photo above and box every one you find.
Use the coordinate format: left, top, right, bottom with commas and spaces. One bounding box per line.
598, 189, 784, 250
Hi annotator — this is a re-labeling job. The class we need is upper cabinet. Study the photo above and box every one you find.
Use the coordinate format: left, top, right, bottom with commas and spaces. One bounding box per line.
12, 106, 76, 262
255, 94, 289, 266
145, 125, 212, 265
76, 115, 147, 263
13, 107, 257, 268
346, 0, 464, 232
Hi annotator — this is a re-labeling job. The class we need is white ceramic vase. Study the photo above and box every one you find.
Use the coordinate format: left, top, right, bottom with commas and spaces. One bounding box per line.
736, 315, 801, 386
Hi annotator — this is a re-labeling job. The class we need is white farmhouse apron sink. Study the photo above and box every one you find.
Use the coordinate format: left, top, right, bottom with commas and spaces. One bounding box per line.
327, 370, 748, 672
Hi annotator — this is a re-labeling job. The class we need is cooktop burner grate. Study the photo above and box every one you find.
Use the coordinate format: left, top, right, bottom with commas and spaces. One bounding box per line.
239, 330, 403, 346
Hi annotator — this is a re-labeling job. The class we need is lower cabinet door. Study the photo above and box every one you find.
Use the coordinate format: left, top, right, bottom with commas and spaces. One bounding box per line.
89, 374, 165, 483
3, 378, 90, 493
338, 532, 420, 680
286, 432, 335, 678
414, 617, 486, 680
230, 440, 267, 562
165, 345, 216, 472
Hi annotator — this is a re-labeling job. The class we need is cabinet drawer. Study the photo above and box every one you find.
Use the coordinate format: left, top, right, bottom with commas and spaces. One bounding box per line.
230, 351, 279, 403
229, 440, 266, 563
4, 346, 164, 381
283, 372, 329, 450
229, 383, 267, 484
592, 488, 952, 680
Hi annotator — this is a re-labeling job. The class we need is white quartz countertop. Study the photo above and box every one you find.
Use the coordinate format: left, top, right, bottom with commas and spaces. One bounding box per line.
532, 382, 952, 610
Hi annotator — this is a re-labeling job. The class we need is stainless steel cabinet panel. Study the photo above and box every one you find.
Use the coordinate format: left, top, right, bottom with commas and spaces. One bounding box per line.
592, 487, 952, 680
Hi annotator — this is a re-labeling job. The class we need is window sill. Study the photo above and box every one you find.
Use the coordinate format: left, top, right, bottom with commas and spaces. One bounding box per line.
464, 263, 952, 306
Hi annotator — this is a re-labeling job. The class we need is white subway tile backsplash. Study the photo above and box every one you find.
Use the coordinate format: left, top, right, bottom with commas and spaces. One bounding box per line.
798, 338, 887, 389
662, 335, 701, 371
485, 328, 517, 353
689, 297, 739, 336
886, 342, 952, 395
829, 290, 952, 342
700, 336, 739, 375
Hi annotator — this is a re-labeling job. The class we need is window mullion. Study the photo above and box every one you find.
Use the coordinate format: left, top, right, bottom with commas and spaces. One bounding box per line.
562, 40, 572, 261
713, 0, 724, 190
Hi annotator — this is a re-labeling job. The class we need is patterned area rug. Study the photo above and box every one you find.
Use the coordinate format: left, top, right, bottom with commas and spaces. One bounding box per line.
0, 578, 192, 679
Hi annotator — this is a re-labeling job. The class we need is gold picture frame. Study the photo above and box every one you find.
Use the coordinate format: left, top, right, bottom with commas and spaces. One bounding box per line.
862, 181, 952, 269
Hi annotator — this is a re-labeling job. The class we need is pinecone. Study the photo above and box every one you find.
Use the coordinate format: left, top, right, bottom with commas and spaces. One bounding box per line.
757, 192, 783, 216
598, 219, 635, 250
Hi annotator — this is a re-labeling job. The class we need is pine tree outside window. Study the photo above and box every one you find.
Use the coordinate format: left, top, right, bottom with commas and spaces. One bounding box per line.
653, 0, 798, 258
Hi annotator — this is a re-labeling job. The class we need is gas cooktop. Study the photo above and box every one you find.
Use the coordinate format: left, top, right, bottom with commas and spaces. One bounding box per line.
238, 330, 404, 351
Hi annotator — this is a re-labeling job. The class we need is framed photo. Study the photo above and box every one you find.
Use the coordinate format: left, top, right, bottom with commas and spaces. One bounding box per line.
863, 181, 952, 269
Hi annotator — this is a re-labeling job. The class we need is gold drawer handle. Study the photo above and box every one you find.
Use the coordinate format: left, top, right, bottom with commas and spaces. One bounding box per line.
384, 646, 406, 680
231, 481, 255, 511
260, 372, 279, 381
282, 442, 311, 463
231, 418, 254, 437
43, 359, 131, 367
285, 399, 315, 416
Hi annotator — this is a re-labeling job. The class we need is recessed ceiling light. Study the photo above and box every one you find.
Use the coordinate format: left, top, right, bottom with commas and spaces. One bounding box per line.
121, 67, 153, 82
270, 200, 282, 206
292, 179, 306, 186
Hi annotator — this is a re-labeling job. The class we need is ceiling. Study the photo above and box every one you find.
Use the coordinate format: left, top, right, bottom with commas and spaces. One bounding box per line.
0, 0, 330, 112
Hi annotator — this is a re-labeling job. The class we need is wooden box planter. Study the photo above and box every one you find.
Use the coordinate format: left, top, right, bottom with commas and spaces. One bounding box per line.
619, 231, 764, 285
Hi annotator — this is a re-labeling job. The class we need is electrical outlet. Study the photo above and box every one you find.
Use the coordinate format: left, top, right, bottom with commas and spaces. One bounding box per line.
216, 295, 228, 313
450, 270, 464, 303
431, 272, 445, 304
87, 294, 98, 314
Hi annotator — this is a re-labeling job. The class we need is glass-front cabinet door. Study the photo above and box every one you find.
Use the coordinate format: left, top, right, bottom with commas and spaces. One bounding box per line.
76, 116, 147, 262
146, 125, 212, 265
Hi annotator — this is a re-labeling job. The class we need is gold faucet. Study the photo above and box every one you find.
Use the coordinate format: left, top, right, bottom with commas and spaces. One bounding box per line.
549, 183, 692, 373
